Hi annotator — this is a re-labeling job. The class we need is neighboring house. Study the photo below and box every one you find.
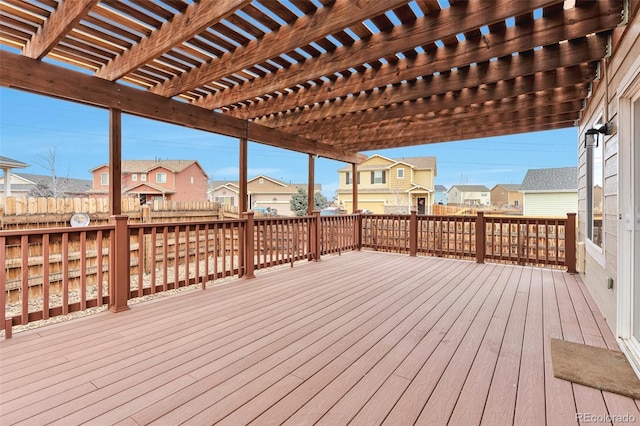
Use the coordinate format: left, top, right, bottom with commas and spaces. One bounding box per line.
490, 183, 523, 208
88, 159, 208, 202
577, 10, 639, 372
519, 167, 577, 217
335, 154, 437, 215
0, 156, 29, 200
209, 181, 239, 206
0, 172, 92, 197
209, 176, 321, 216
434, 185, 448, 205
446, 185, 491, 206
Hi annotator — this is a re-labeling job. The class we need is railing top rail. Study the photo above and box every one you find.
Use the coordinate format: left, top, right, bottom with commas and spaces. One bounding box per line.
127, 218, 245, 230
0, 224, 116, 237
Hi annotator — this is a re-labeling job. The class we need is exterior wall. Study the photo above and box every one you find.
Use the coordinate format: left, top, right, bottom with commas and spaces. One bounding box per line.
491, 187, 523, 207
251, 193, 295, 216
92, 165, 110, 189
211, 186, 238, 206
509, 191, 524, 207
522, 192, 577, 217
173, 163, 208, 201
447, 188, 490, 205
577, 14, 640, 332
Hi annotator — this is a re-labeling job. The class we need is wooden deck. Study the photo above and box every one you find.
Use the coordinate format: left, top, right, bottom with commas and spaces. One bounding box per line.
1, 251, 638, 425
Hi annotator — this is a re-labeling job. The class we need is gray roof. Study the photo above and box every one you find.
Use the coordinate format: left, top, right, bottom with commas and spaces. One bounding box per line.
435, 185, 448, 192
449, 185, 490, 192
0, 156, 29, 169
520, 167, 578, 191
493, 183, 522, 191
2, 173, 92, 194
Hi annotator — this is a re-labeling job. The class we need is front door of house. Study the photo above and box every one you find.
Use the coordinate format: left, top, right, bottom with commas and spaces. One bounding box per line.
417, 197, 426, 215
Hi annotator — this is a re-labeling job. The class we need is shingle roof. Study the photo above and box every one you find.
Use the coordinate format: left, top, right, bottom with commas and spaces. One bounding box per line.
0, 156, 29, 169
338, 155, 436, 172
91, 160, 202, 174
8, 173, 92, 194
449, 185, 490, 192
435, 185, 448, 192
493, 184, 522, 191
520, 167, 578, 191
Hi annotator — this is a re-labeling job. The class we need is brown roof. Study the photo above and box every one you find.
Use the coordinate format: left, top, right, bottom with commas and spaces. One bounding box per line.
339, 156, 436, 172
90, 160, 203, 174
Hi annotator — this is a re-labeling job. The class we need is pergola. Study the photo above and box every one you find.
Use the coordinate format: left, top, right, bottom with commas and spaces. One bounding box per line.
0, 0, 628, 212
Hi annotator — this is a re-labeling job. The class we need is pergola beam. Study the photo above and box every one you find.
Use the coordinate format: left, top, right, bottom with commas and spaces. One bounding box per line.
265, 64, 597, 129
154, 0, 408, 97
287, 84, 590, 137
23, 0, 99, 60
95, 0, 251, 81
218, 2, 621, 116
0, 50, 365, 165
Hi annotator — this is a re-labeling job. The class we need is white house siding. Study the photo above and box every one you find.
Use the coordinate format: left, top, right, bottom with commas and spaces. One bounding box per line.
522, 192, 577, 217
577, 17, 640, 332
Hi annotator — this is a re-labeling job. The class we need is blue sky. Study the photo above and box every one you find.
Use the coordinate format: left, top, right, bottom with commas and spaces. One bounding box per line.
0, 87, 577, 197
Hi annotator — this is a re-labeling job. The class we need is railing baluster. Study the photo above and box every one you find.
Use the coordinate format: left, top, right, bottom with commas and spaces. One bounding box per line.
80, 231, 87, 310
42, 233, 50, 320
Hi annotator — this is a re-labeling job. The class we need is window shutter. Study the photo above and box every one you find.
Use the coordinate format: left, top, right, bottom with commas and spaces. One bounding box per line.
382, 171, 386, 184
345, 172, 350, 185
371, 172, 374, 184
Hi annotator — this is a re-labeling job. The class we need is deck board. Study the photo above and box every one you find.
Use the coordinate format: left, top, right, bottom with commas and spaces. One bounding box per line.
1, 251, 638, 425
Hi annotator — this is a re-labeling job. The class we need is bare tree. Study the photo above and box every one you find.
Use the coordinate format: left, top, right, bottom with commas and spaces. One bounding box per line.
34, 146, 69, 198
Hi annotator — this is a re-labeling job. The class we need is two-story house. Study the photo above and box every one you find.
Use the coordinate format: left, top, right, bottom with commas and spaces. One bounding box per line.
490, 184, 523, 208
209, 176, 322, 216
446, 185, 491, 206
88, 159, 208, 202
336, 154, 437, 214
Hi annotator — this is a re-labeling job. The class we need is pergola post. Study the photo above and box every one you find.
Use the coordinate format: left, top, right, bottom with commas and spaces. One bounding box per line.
352, 163, 358, 213
239, 136, 248, 278
566, 213, 577, 273
308, 154, 315, 215
108, 108, 129, 312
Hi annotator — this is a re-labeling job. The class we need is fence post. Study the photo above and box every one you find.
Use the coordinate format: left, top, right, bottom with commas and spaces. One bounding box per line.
313, 210, 322, 261
475, 211, 486, 264
243, 211, 255, 279
566, 213, 577, 273
409, 210, 417, 257
109, 215, 130, 312
356, 211, 362, 251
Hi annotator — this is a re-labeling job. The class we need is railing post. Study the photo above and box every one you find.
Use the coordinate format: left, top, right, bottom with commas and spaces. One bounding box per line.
313, 210, 322, 261
243, 211, 255, 279
356, 211, 362, 251
566, 212, 577, 273
409, 210, 417, 257
475, 211, 486, 264
109, 215, 130, 312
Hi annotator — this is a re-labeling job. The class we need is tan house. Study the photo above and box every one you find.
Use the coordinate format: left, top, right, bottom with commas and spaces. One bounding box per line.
89, 159, 208, 202
490, 184, 523, 208
209, 176, 321, 216
336, 154, 436, 214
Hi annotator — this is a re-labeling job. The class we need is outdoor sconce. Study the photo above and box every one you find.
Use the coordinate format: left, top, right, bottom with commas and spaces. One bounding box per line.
584, 123, 611, 148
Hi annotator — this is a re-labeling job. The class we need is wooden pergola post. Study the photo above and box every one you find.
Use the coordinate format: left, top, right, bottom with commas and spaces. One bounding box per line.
566, 213, 577, 273
308, 154, 315, 215
239, 136, 248, 278
352, 163, 358, 213
108, 108, 129, 312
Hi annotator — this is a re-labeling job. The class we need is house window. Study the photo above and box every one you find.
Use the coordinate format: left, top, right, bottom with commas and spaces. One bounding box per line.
100, 173, 109, 185
156, 173, 167, 183
140, 174, 147, 182
345, 172, 361, 185
371, 170, 386, 184
190, 176, 194, 184
259, 178, 264, 184
397, 168, 405, 178
273, 197, 277, 202
514, 200, 519, 206
132, 174, 137, 181
587, 122, 604, 248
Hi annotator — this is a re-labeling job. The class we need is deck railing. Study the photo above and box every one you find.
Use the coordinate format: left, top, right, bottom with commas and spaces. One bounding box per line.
1, 211, 576, 337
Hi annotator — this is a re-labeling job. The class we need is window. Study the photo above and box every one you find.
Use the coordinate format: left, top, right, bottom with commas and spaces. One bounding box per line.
514, 200, 519, 206
140, 174, 147, 182
371, 170, 386, 184
156, 172, 167, 183
132, 174, 137, 181
100, 173, 108, 185
397, 168, 405, 178
345, 172, 360, 185
587, 120, 604, 247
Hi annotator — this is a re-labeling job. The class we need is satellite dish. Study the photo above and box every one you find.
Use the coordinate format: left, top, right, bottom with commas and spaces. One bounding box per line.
70, 212, 90, 227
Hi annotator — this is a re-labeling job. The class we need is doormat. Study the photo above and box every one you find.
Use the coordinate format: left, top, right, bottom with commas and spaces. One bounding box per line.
551, 338, 640, 399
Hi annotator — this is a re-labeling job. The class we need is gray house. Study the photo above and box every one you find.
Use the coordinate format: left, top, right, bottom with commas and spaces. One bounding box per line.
520, 167, 578, 217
